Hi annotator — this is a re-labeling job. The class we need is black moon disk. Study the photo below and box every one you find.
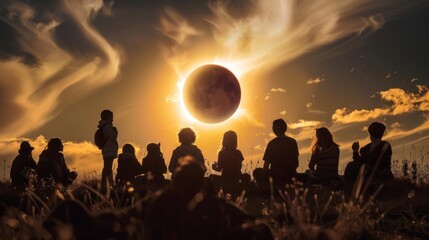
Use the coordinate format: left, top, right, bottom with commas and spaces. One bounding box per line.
183, 64, 241, 123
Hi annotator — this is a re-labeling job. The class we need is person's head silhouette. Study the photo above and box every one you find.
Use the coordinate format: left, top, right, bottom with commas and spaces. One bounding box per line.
19, 141, 34, 154
147, 143, 161, 156
122, 143, 135, 155
178, 127, 196, 145
47, 138, 63, 153
222, 131, 238, 150
272, 119, 287, 137
312, 127, 338, 153
101, 110, 113, 121
368, 122, 386, 141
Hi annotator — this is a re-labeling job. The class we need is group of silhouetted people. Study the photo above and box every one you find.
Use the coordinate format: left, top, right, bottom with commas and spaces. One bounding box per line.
10, 109, 394, 194
10, 138, 77, 190
7, 109, 396, 239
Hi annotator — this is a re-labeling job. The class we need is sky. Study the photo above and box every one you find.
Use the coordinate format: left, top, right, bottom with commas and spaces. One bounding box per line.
0, 0, 429, 180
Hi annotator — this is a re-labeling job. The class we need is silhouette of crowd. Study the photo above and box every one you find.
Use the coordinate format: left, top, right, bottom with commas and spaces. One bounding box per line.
8, 110, 395, 239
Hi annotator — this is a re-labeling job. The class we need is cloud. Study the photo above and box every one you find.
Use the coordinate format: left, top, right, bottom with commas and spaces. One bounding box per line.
332, 85, 429, 124
332, 107, 390, 124
288, 119, 324, 129
264, 93, 271, 101
391, 122, 403, 128
270, 87, 286, 93
165, 94, 179, 103
0, 0, 120, 138
306, 77, 325, 85
158, 7, 200, 45
280, 110, 287, 115
160, 0, 424, 78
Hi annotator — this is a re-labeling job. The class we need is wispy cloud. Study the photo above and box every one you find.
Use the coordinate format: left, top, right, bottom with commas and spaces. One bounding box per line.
391, 122, 403, 128
165, 94, 179, 103
271, 87, 287, 93
289, 119, 324, 129
160, 0, 424, 77
306, 77, 325, 85
0, 0, 120, 138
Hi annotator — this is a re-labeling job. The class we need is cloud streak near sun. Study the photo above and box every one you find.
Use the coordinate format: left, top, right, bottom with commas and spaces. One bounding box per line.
159, 0, 422, 76
0, 0, 120, 138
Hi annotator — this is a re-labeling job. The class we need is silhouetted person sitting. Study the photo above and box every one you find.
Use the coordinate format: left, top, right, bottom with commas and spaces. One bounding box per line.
116, 144, 143, 184
10, 141, 36, 190
345, 122, 394, 185
212, 131, 244, 189
36, 138, 77, 186
168, 127, 205, 174
263, 119, 299, 187
141, 143, 167, 181
305, 127, 340, 183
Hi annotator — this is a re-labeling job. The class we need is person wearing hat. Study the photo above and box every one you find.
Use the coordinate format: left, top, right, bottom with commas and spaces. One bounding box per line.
10, 141, 37, 190
345, 122, 394, 186
263, 118, 299, 187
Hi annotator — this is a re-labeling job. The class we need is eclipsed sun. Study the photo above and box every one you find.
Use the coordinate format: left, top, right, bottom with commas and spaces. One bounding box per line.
182, 64, 241, 124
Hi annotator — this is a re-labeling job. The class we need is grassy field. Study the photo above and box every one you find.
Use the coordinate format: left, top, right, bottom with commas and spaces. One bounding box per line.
1, 160, 428, 240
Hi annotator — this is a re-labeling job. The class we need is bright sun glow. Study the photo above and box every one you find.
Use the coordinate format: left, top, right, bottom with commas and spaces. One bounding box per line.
177, 60, 245, 127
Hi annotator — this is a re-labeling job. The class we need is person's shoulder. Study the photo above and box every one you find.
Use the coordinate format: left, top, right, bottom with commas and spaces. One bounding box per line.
285, 135, 297, 142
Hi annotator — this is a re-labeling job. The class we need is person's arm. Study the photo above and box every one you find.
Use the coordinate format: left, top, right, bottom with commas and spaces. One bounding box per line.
380, 142, 392, 171
195, 149, 206, 173
168, 150, 178, 173
141, 157, 148, 173
263, 143, 271, 170
60, 154, 70, 176
308, 154, 316, 171
159, 156, 167, 174
292, 140, 299, 170
212, 152, 223, 172
10, 158, 18, 182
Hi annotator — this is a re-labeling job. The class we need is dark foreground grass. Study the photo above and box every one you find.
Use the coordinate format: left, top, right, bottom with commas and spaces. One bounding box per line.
1, 164, 429, 239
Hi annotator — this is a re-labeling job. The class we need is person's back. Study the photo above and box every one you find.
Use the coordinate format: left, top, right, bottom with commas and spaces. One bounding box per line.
263, 119, 299, 186
213, 131, 244, 186
169, 128, 205, 174
354, 140, 392, 180
309, 145, 339, 179
346, 122, 393, 185
10, 141, 36, 189
141, 143, 167, 180
265, 136, 299, 181
307, 127, 340, 180
116, 144, 142, 183
218, 149, 243, 182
